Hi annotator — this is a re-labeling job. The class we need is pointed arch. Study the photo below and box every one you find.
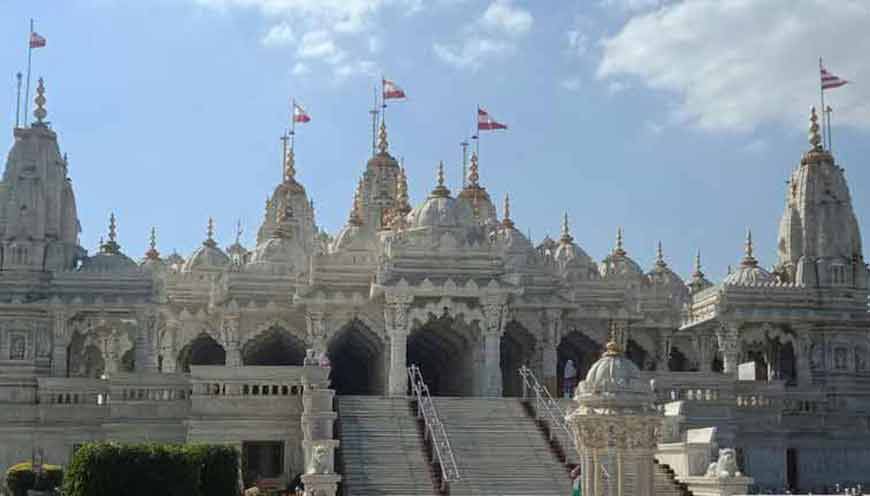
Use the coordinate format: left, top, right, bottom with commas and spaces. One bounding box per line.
557, 330, 602, 399
177, 332, 226, 372
407, 313, 476, 396
327, 319, 386, 395
500, 320, 537, 397
242, 326, 306, 366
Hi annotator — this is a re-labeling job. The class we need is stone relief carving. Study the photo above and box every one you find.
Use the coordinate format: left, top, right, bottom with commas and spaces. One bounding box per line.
307, 444, 332, 475
9, 332, 26, 360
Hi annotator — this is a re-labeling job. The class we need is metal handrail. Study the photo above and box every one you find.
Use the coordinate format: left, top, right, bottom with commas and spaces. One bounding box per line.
519, 365, 612, 491
408, 364, 461, 486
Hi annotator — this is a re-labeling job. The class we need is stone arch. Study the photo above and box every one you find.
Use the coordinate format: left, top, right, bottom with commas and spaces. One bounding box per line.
242, 326, 306, 366
121, 349, 135, 372
177, 332, 226, 372
67, 330, 105, 378
557, 330, 602, 399
407, 312, 476, 396
500, 321, 537, 397
626, 339, 652, 370
327, 319, 386, 395
668, 345, 690, 372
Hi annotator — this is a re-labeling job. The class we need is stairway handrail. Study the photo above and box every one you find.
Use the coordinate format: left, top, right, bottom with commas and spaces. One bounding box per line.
518, 365, 612, 488
408, 364, 461, 483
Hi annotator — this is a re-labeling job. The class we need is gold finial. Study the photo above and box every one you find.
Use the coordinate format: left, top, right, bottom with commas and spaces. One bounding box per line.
145, 226, 160, 260
692, 249, 704, 278
101, 213, 121, 254
431, 161, 451, 197
467, 152, 480, 188
603, 340, 623, 357
656, 241, 667, 268
809, 106, 822, 151
614, 227, 626, 256
396, 167, 411, 215
284, 147, 296, 182
204, 217, 217, 247
502, 193, 515, 230
741, 228, 757, 266
378, 119, 389, 154
560, 212, 573, 244
33, 77, 47, 125
349, 179, 364, 226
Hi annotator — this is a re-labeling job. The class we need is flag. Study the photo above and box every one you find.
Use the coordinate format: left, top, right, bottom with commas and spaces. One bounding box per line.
821, 64, 848, 90
293, 102, 311, 123
382, 79, 406, 100
477, 107, 507, 131
29, 32, 46, 49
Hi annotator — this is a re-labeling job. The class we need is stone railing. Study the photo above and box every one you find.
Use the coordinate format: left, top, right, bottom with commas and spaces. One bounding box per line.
37, 377, 108, 405
648, 372, 736, 404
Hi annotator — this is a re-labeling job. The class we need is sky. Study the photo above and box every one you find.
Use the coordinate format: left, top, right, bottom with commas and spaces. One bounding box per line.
1, 0, 869, 282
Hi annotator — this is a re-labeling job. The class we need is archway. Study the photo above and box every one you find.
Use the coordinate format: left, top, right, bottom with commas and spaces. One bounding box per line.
557, 331, 601, 399
177, 333, 226, 372
668, 346, 690, 372
626, 339, 651, 370
327, 320, 385, 395
243, 327, 305, 366
500, 322, 536, 397
82, 345, 105, 378
778, 342, 796, 385
407, 315, 474, 396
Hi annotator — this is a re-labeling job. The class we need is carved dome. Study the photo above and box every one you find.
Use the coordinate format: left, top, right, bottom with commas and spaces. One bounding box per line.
552, 214, 599, 281
79, 251, 138, 273
575, 342, 655, 407
646, 243, 688, 300
723, 229, 774, 286
247, 237, 305, 274
408, 163, 460, 229
600, 252, 644, 281
183, 242, 230, 273
331, 223, 376, 252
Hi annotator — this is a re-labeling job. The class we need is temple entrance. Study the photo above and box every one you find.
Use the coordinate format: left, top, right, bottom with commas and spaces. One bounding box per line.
626, 339, 650, 370
242, 328, 305, 366
557, 331, 601, 399
177, 333, 226, 372
668, 346, 690, 372
407, 315, 474, 396
500, 322, 536, 397
327, 320, 385, 395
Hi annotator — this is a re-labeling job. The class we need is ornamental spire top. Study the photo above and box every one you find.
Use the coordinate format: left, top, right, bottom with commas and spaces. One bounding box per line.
396, 167, 411, 214
349, 179, 364, 226
33, 77, 47, 126
560, 212, 573, 244
655, 241, 667, 268
101, 213, 121, 254
693, 249, 704, 278
502, 193, 515, 230
145, 227, 160, 260
467, 152, 480, 188
809, 106, 823, 151
614, 227, 626, 256
741, 228, 757, 267
431, 161, 451, 197
284, 146, 296, 182
204, 217, 217, 248
378, 119, 389, 155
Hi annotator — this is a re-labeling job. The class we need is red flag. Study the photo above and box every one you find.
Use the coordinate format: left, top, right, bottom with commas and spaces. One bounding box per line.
293, 102, 310, 123
477, 107, 507, 131
821, 65, 848, 90
29, 32, 46, 49
382, 79, 406, 100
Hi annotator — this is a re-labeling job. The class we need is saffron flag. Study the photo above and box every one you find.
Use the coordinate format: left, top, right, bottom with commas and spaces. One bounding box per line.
477, 107, 507, 131
821, 64, 848, 90
293, 102, 311, 123
29, 32, 46, 49
382, 79, 406, 100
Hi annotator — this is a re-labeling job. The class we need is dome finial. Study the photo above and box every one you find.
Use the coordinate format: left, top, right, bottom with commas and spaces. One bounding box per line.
33, 77, 47, 126
809, 106, 823, 151
655, 241, 667, 268
467, 152, 480, 188
283, 146, 296, 182
604, 323, 624, 357
349, 179, 364, 226
502, 193, 515, 230
693, 249, 704, 277
101, 213, 121, 254
378, 119, 389, 154
431, 161, 451, 197
741, 228, 757, 267
560, 212, 573, 244
614, 227, 626, 256
145, 226, 160, 260
204, 217, 217, 247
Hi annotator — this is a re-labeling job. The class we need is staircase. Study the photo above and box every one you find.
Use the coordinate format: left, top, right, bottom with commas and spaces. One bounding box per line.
336, 396, 437, 496
432, 397, 571, 496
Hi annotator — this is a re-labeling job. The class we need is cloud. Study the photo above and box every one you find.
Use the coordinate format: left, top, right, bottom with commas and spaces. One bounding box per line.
600, 0, 663, 13
598, 0, 870, 131
297, 30, 341, 60
263, 22, 294, 46
565, 29, 588, 56
292, 62, 310, 76
560, 77, 582, 92
434, 0, 532, 70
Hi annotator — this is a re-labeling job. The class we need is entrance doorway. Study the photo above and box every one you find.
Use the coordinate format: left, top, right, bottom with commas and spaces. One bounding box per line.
243, 328, 306, 366
407, 316, 474, 396
500, 322, 536, 397
557, 331, 601, 399
177, 333, 226, 372
327, 320, 385, 395
242, 441, 284, 488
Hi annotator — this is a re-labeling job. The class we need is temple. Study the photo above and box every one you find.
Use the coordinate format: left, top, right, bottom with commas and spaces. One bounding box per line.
0, 80, 868, 494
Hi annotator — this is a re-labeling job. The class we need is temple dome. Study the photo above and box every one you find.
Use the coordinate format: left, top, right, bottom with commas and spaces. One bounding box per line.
574, 342, 655, 407
723, 229, 774, 286
407, 163, 459, 229
182, 220, 229, 273
645, 243, 688, 300
600, 252, 644, 281
79, 251, 138, 273
552, 214, 599, 281
247, 237, 305, 274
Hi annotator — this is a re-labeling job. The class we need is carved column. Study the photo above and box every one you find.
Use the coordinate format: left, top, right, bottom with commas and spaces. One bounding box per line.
717, 323, 741, 376
482, 297, 508, 397
101, 329, 121, 376
159, 324, 177, 373
794, 325, 813, 386
134, 310, 159, 373
656, 331, 672, 372
305, 311, 328, 356
692, 334, 715, 372
610, 319, 629, 350
385, 293, 412, 396
541, 309, 561, 394
222, 315, 242, 367
51, 311, 71, 377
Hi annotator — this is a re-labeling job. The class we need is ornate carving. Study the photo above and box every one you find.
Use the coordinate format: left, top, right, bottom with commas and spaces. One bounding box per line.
481, 297, 508, 337
706, 448, 742, 478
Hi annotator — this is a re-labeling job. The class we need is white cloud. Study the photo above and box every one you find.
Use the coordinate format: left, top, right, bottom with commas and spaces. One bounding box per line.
600, 0, 663, 13
368, 35, 382, 54
434, 0, 532, 70
333, 60, 377, 81
566, 29, 588, 56
297, 30, 340, 59
480, 0, 533, 37
263, 21, 294, 46
598, 0, 870, 131
292, 62, 310, 76
560, 77, 582, 92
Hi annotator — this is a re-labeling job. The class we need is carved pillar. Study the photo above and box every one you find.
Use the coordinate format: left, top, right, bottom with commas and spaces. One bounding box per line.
100, 329, 121, 376
159, 325, 177, 373
717, 323, 741, 376
610, 319, 629, 350
222, 315, 242, 367
50, 311, 70, 377
692, 334, 715, 372
134, 310, 159, 373
542, 309, 561, 394
482, 297, 508, 397
656, 331, 672, 372
305, 311, 328, 356
794, 326, 812, 386
385, 293, 412, 396
300, 363, 341, 496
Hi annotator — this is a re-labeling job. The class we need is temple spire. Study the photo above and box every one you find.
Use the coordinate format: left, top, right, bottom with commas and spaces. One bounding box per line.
378, 119, 389, 155
809, 106, 823, 151
348, 179, 364, 226
204, 217, 217, 248
235, 219, 243, 246
614, 227, 626, 256
396, 167, 411, 215
693, 249, 704, 278
145, 226, 160, 260
101, 213, 121, 254
502, 193, 514, 230
467, 152, 480, 188
560, 212, 573, 244
431, 161, 451, 197
33, 77, 47, 126
741, 228, 757, 267
284, 145, 296, 182
655, 241, 667, 268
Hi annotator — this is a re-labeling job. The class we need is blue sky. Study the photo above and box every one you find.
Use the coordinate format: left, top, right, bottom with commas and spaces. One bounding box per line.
2, 0, 869, 281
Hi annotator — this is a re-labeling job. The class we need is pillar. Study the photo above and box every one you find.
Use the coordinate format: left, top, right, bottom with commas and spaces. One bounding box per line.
795, 326, 812, 386
717, 323, 741, 376
51, 311, 70, 377
223, 315, 242, 367
300, 363, 341, 496
693, 335, 714, 372
610, 319, 629, 351
385, 293, 412, 396
656, 332, 672, 372
482, 297, 507, 397
134, 311, 158, 373
542, 309, 561, 394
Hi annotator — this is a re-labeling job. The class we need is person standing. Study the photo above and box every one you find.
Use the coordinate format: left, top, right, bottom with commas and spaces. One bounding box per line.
563, 359, 578, 399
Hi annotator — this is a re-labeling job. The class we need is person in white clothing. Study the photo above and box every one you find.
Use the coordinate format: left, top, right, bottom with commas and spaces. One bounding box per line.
563, 359, 577, 399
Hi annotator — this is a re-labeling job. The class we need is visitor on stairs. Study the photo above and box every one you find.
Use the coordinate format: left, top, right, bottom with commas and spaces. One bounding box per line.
564, 359, 578, 399
570, 465, 582, 496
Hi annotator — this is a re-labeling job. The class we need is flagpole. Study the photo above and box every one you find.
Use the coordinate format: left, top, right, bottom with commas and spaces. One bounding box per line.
280, 130, 290, 182
460, 140, 469, 188
369, 86, 378, 156
826, 105, 833, 152
24, 19, 34, 127
819, 57, 827, 149
15, 72, 22, 128
291, 98, 297, 152
380, 76, 387, 129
